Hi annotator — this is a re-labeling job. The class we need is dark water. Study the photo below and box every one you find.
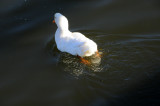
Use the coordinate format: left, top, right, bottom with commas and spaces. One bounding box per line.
1, 0, 160, 106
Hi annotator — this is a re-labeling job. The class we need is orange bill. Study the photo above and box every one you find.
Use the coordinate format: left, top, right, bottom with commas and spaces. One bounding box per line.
52, 20, 55, 23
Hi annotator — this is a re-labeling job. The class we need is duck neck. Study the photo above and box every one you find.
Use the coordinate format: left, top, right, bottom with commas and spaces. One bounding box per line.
58, 26, 69, 32
57, 21, 69, 31
57, 27, 71, 37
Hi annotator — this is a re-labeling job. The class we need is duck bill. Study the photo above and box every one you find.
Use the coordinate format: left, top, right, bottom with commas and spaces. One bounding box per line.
52, 20, 55, 23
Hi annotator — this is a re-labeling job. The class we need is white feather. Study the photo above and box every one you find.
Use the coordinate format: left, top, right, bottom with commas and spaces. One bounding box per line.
54, 13, 98, 57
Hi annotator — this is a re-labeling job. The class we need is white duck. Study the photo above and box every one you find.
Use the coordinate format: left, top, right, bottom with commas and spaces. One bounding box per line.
53, 13, 100, 64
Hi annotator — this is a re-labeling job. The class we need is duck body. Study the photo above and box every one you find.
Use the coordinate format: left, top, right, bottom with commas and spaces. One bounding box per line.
54, 13, 98, 57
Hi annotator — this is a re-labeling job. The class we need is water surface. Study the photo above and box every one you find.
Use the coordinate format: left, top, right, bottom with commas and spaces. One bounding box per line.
0, 0, 160, 106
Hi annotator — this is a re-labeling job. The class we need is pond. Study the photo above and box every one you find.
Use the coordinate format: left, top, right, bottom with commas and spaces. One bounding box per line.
0, 0, 160, 106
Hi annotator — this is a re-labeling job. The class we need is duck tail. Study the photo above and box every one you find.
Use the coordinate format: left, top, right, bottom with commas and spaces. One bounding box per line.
79, 42, 97, 57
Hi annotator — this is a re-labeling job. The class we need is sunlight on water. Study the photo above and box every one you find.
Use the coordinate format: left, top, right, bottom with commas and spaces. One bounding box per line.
46, 33, 108, 78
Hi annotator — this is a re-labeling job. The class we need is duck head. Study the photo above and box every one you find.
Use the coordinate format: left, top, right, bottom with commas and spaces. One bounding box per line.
53, 13, 69, 30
